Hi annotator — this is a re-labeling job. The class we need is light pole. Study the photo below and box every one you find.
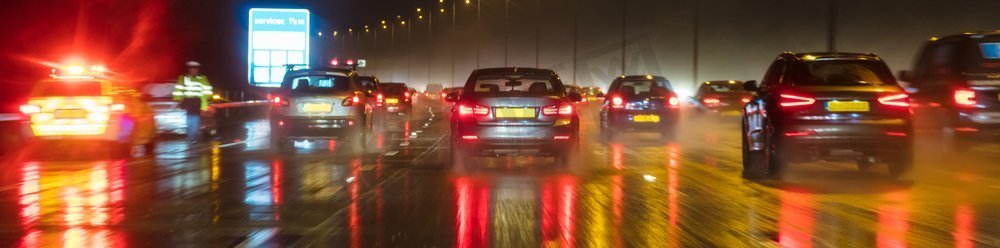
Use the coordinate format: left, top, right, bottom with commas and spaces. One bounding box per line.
503, 0, 509, 67
476, 0, 481, 69
535, 0, 540, 68
692, 0, 699, 85
620, 0, 627, 76
571, 0, 578, 86
827, 0, 837, 52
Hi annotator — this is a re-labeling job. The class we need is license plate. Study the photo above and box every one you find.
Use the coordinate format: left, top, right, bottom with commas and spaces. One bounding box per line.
633, 115, 660, 123
54, 109, 88, 118
301, 103, 333, 113
386, 98, 399, 104
494, 107, 536, 118
826, 101, 870, 112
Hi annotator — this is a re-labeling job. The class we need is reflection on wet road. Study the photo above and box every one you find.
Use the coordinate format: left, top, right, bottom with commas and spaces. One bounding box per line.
1, 102, 999, 247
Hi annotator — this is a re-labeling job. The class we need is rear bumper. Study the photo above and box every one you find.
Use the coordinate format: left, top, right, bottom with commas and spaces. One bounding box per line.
778, 120, 912, 155
22, 121, 125, 142
272, 117, 360, 139
951, 110, 1000, 136
452, 121, 577, 155
607, 110, 679, 131
455, 138, 575, 156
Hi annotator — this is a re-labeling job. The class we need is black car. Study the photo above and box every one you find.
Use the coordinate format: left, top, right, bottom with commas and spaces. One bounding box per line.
599, 75, 681, 141
691, 80, 752, 117
900, 31, 1000, 145
741, 52, 912, 179
446, 68, 582, 168
379, 82, 413, 116
269, 68, 374, 150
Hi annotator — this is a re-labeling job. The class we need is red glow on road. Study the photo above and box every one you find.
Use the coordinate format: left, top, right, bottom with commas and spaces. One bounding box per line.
778, 191, 815, 248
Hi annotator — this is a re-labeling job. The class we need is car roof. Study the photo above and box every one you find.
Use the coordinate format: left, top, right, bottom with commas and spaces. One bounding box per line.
472, 67, 557, 76
285, 67, 353, 77
703, 80, 743, 85
931, 30, 1000, 42
780, 52, 882, 62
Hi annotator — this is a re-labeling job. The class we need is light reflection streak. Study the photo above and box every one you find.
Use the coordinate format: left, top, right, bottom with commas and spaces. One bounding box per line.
668, 144, 680, 247
541, 176, 577, 248
953, 204, 974, 248
350, 158, 361, 248
877, 191, 909, 248
454, 177, 490, 248
778, 191, 815, 248
611, 143, 624, 170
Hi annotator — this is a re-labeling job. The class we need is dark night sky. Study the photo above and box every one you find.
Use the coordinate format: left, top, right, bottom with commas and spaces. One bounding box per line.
1, 0, 998, 110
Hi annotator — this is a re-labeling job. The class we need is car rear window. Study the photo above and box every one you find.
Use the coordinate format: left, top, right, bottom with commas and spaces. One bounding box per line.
612, 80, 671, 95
705, 83, 744, 93
970, 36, 1000, 73
33, 81, 103, 96
467, 74, 563, 96
286, 75, 350, 94
789, 60, 897, 86
381, 83, 408, 94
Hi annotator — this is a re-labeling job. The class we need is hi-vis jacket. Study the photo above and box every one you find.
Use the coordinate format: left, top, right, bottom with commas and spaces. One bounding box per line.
172, 74, 213, 110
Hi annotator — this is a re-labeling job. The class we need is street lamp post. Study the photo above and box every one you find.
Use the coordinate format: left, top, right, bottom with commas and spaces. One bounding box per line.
620, 0, 627, 76
503, 0, 509, 67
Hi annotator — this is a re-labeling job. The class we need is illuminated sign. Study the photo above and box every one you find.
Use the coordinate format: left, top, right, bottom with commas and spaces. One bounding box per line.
248, 8, 310, 87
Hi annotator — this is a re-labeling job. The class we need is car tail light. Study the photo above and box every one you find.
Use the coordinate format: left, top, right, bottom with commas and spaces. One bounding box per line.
611, 96, 624, 108
954, 89, 976, 107
553, 135, 571, 140
877, 93, 910, 107
458, 104, 489, 116
461, 135, 479, 140
741, 97, 751, 103
885, 132, 908, 137
440, 93, 448, 98
779, 94, 816, 107
376, 93, 384, 106
342, 95, 362, 106
784, 130, 815, 136
668, 96, 680, 108
404, 92, 411, 98
271, 96, 289, 106
19, 104, 41, 115
702, 97, 720, 106
542, 104, 573, 116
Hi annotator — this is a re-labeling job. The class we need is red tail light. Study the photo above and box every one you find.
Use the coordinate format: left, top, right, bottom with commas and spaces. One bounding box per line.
779, 94, 816, 107
668, 96, 680, 108
458, 104, 489, 116
741, 97, 751, 103
441, 93, 448, 98
342, 95, 362, 106
404, 92, 411, 98
877, 93, 910, 107
954, 89, 976, 107
271, 96, 289, 106
702, 97, 720, 106
376, 93, 384, 106
461, 135, 479, 140
542, 104, 573, 116
611, 96, 624, 108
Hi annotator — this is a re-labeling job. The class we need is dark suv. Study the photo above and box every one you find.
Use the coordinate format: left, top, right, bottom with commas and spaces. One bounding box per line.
269, 68, 374, 150
447, 68, 582, 168
379, 82, 413, 116
900, 31, 1000, 143
599, 75, 681, 141
741, 52, 913, 179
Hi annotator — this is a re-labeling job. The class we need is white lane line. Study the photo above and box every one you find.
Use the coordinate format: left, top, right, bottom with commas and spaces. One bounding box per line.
384, 151, 399, 156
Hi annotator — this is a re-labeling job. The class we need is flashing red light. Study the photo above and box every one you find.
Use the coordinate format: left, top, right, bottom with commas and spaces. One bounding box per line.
954, 89, 976, 107
779, 94, 816, 107
878, 93, 910, 107
458, 104, 489, 116
885, 132, 907, 137
553, 135, 571, 140
346, 59, 355, 66
461, 135, 479, 140
330, 59, 340, 66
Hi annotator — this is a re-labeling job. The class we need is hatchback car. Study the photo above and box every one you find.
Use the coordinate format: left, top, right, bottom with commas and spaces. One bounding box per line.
691, 80, 752, 116
379, 82, 414, 116
741, 52, 912, 179
900, 31, 1000, 145
447, 68, 582, 168
599, 75, 681, 141
269, 68, 374, 150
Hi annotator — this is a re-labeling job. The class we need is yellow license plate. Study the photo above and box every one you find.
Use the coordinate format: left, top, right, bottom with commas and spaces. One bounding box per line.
633, 115, 660, 123
54, 109, 88, 118
301, 103, 333, 113
587, 96, 597, 101
826, 101, 870, 112
494, 108, 536, 118
386, 98, 399, 104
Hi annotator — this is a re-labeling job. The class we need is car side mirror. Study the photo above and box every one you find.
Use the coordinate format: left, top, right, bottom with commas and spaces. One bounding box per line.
445, 92, 459, 102
742, 80, 760, 92
568, 92, 583, 102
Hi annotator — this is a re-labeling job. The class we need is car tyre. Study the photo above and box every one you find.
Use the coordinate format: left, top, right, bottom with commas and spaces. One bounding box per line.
741, 122, 768, 179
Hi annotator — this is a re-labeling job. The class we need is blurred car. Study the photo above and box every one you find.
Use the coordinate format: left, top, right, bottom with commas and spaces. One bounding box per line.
19, 65, 157, 157
899, 31, 1000, 144
447, 68, 583, 168
741, 52, 912, 179
581, 86, 605, 103
442, 87, 463, 102
379, 82, 414, 116
269, 67, 374, 149
356, 75, 385, 107
425, 83, 444, 100
142, 81, 217, 138
691, 80, 752, 116
599, 75, 681, 141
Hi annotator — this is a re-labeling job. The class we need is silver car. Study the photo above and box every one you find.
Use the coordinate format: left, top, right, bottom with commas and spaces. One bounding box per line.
269, 68, 374, 150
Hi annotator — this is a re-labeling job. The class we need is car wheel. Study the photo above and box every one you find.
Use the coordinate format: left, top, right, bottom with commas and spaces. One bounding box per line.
766, 133, 788, 180
741, 122, 768, 179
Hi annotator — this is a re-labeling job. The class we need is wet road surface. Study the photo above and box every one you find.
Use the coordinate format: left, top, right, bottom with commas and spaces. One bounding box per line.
1, 101, 999, 247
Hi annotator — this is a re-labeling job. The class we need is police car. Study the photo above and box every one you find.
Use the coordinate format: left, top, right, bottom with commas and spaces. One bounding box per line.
19, 65, 157, 157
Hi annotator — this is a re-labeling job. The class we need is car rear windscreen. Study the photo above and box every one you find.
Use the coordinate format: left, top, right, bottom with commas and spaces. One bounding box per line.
468, 74, 563, 96
706, 83, 744, 93
790, 60, 897, 86
33, 81, 102, 96
286, 75, 350, 94
971, 36, 1000, 73
381, 84, 408, 94
613, 80, 670, 95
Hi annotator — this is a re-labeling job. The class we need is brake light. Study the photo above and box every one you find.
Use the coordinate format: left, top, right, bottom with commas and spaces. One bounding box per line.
954, 89, 976, 107
668, 96, 680, 108
461, 135, 479, 140
342, 95, 363, 106
779, 94, 816, 107
441, 93, 448, 98
404, 92, 411, 98
784, 130, 815, 136
877, 93, 910, 107
271, 96, 289, 106
611, 96, 624, 108
19, 104, 41, 115
377, 93, 384, 102
542, 104, 573, 116
553, 135, 571, 140
458, 104, 489, 116
885, 132, 908, 137
702, 97, 720, 106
